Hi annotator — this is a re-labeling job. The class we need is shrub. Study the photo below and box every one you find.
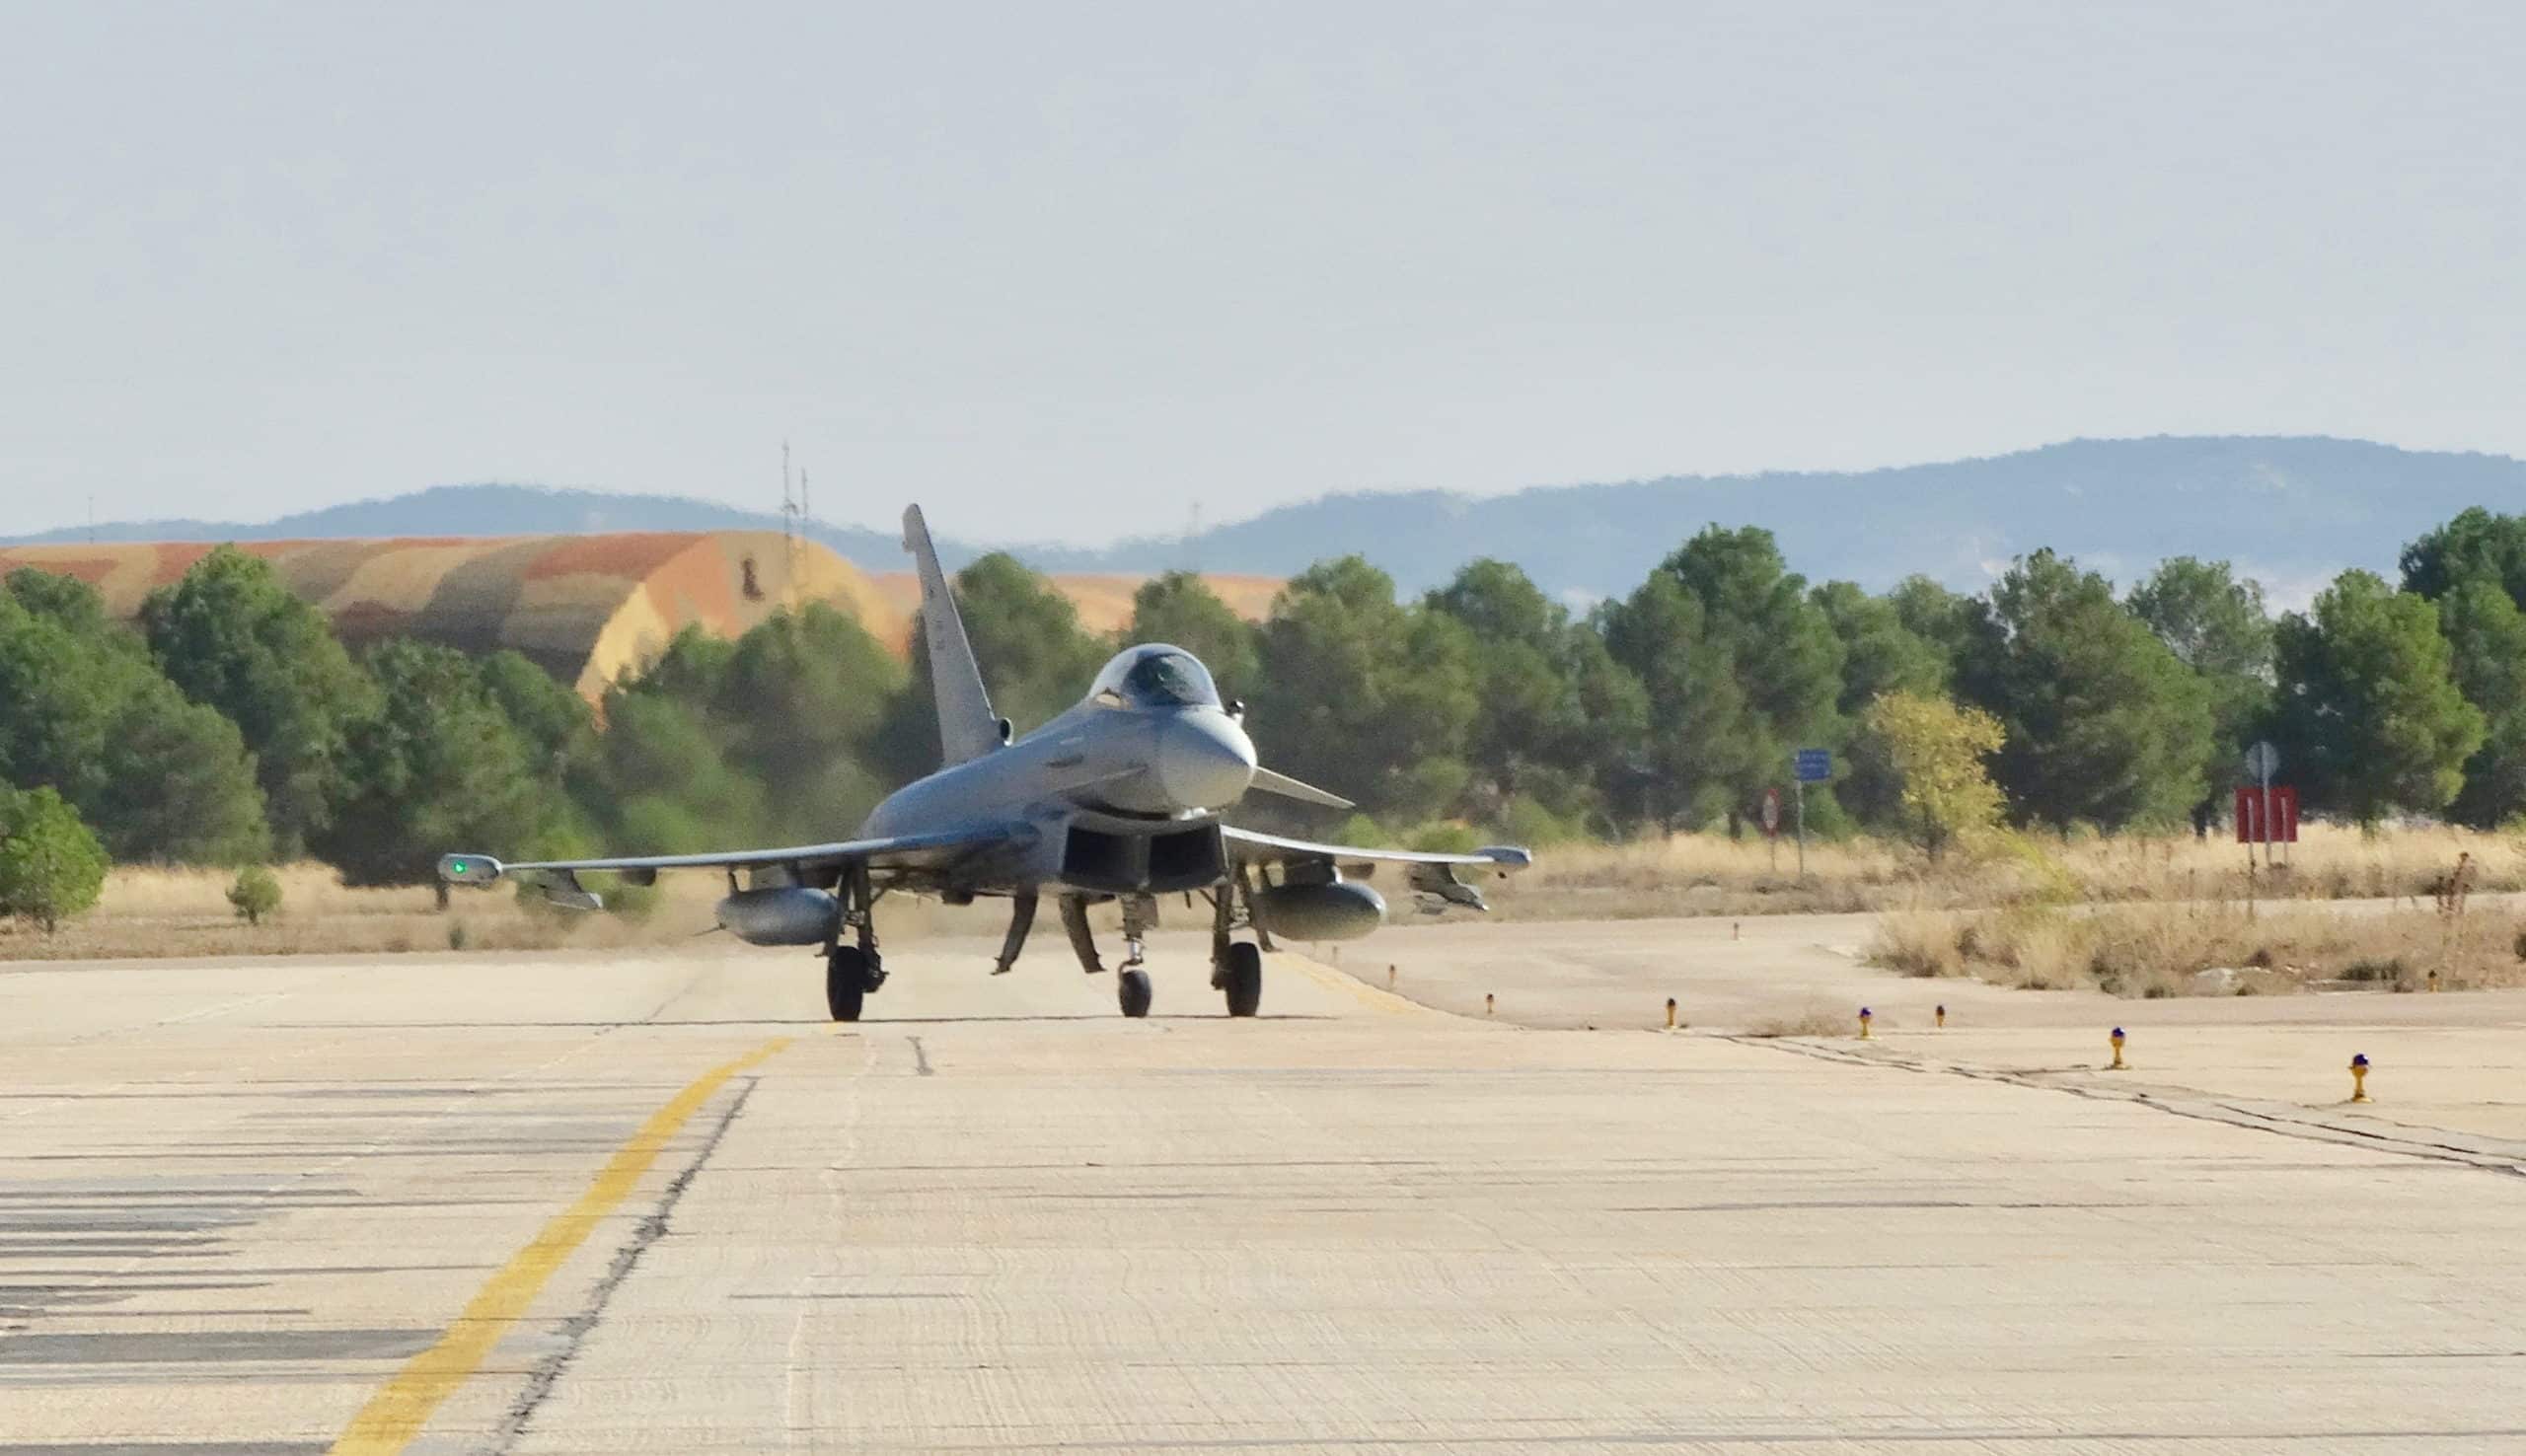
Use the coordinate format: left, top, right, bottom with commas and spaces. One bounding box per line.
226, 865, 282, 925
0, 785, 110, 933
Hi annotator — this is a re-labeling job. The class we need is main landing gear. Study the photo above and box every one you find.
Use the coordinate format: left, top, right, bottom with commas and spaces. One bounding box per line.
1208, 867, 1265, 1019
823, 867, 884, 1023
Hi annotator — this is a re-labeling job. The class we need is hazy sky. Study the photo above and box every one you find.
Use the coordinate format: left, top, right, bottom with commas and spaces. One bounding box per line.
3, 2, 2518, 545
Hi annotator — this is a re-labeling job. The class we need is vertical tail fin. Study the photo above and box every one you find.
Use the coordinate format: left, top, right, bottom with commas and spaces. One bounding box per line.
902, 504, 1003, 764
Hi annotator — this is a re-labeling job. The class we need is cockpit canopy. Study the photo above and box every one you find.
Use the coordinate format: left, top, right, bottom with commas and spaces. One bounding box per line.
1088, 644, 1222, 709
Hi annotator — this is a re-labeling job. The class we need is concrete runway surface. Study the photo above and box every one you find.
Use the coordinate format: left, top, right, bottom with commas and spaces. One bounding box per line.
5, 928, 2526, 1453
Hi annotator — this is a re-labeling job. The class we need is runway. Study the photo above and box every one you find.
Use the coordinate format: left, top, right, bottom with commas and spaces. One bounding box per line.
6, 931, 2526, 1452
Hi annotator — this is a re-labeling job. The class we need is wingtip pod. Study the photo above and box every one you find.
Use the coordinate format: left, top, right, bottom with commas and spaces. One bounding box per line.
438, 853, 504, 886
1474, 845, 1533, 872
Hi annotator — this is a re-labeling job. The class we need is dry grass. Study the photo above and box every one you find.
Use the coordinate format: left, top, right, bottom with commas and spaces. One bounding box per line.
0, 863, 730, 963
1867, 897, 2526, 998
1494, 822, 2524, 922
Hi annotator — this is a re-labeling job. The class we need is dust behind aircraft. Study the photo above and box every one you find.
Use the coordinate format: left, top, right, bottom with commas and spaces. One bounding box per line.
441, 505, 1529, 1020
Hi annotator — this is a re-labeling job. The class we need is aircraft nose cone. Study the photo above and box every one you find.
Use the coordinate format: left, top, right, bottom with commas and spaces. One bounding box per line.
1157, 712, 1257, 809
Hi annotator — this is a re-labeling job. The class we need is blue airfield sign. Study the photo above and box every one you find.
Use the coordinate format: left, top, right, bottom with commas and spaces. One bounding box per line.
1793, 749, 1832, 783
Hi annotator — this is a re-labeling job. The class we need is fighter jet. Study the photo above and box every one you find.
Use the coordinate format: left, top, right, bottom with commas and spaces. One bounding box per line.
439, 505, 1530, 1020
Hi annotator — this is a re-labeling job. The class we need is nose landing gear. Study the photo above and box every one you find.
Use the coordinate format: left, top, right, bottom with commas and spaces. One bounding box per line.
1117, 896, 1153, 1018
1051, 879, 1266, 1019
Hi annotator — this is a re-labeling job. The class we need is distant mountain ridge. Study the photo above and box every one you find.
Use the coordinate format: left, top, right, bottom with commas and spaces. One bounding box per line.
14, 436, 2523, 604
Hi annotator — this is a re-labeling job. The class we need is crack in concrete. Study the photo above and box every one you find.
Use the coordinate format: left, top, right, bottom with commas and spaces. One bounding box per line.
487, 1074, 764, 1454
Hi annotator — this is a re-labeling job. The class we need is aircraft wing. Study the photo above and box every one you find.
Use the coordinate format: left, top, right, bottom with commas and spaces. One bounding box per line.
1221, 827, 1530, 910
439, 824, 1025, 889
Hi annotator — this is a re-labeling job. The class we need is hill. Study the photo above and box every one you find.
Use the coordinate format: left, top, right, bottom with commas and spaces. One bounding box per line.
16, 436, 2523, 603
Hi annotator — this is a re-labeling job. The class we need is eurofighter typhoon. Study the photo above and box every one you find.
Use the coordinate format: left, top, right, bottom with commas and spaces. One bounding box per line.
440, 505, 1530, 1020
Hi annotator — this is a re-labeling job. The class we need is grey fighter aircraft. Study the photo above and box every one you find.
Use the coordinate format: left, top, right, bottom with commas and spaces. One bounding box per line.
439, 505, 1529, 1020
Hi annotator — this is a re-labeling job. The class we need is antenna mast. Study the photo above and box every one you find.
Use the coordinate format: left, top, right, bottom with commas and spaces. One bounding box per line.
779, 441, 804, 609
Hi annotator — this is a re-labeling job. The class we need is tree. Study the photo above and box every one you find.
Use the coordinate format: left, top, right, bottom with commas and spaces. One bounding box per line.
2397, 512, 2526, 827
227, 865, 283, 924
139, 546, 376, 856
1813, 581, 1947, 716
315, 640, 561, 886
1252, 557, 1477, 822
2126, 557, 2275, 827
1958, 550, 2213, 832
1666, 527, 1845, 765
477, 649, 596, 785
1598, 573, 1749, 828
2436, 578, 2526, 827
0, 574, 271, 864
1812, 581, 1947, 829
947, 553, 1108, 734
1425, 560, 1639, 822
588, 690, 769, 852
1885, 574, 1977, 683
711, 604, 908, 837
2270, 570, 2484, 826
1859, 692, 2006, 859
0, 785, 109, 932
2400, 507, 2526, 607
1126, 572, 1260, 699
1599, 528, 1841, 829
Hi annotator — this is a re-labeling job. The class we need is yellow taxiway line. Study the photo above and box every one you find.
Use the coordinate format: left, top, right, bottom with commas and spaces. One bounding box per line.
328, 1036, 792, 1455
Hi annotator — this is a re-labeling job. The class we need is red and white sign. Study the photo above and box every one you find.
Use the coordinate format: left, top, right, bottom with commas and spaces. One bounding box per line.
1760, 787, 1782, 837
2234, 784, 2299, 843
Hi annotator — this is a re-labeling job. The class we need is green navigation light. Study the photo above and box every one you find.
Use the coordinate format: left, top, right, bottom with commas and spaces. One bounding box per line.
451, 861, 469, 875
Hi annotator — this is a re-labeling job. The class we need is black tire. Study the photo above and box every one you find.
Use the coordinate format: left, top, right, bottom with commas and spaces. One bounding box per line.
826, 947, 867, 1023
1220, 942, 1263, 1018
1118, 968, 1152, 1019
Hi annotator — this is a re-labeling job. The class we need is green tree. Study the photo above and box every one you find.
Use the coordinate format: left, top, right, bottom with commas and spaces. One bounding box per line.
2400, 507, 2526, 606
1812, 581, 1947, 828
1885, 574, 1978, 682
589, 691, 769, 852
315, 639, 561, 886
2436, 578, 2526, 827
1600, 528, 1841, 829
1958, 550, 2213, 832
1667, 527, 1843, 826
138, 546, 376, 856
477, 649, 597, 785
1126, 572, 1260, 699
1598, 573, 1749, 828
2271, 570, 2484, 826
712, 604, 907, 837
2127, 557, 2275, 826
0, 784, 109, 932
1859, 691, 2007, 859
227, 864, 283, 924
1252, 557, 1478, 822
946, 553, 1108, 735
0, 574, 271, 864
1425, 560, 1640, 822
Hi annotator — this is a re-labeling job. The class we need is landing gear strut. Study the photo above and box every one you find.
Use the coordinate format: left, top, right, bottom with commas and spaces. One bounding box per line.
824, 865, 884, 1023
1210, 868, 1265, 1017
1116, 895, 1153, 1018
